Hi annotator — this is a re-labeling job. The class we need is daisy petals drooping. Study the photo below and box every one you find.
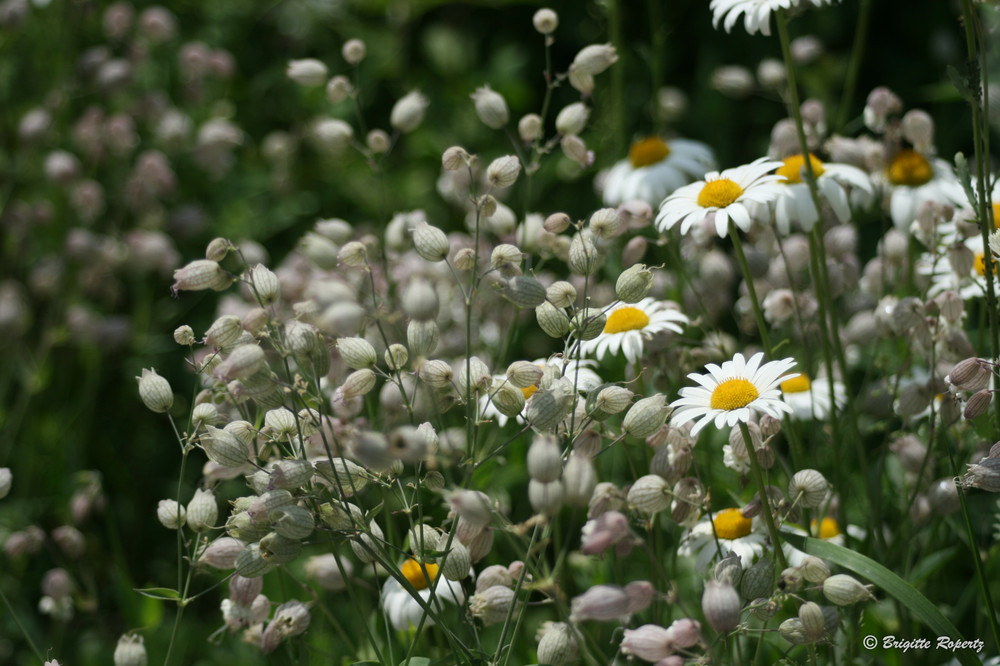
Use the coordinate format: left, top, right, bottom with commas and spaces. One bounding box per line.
710, 0, 838, 37
670, 352, 797, 436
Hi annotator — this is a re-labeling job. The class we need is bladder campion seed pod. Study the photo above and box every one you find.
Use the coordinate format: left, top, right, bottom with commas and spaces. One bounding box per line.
507, 360, 543, 389
248, 264, 280, 304
172, 259, 231, 294
186, 488, 218, 532
314, 458, 368, 495
384, 344, 408, 370
525, 384, 574, 431
436, 532, 471, 581
271, 505, 315, 540
701, 581, 740, 634
402, 279, 439, 321
568, 232, 600, 275
800, 556, 831, 583
202, 426, 249, 468
778, 618, 811, 645
136, 368, 173, 413
263, 408, 296, 438
470, 585, 516, 625
799, 601, 826, 642
337, 241, 367, 266
627, 475, 669, 514
490, 381, 526, 418
822, 574, 875, 605
235, 542, 277, 577
518, 113, 542, 143
536, 301, 571, 338
620, 624, 673, 662
286, 58, 328, 86
448, 489, 493, 528
571, 308, 606, 341
570, 584, 629, 622
411, 221, 450, 263
0, 468, 10, 500
788, 469, 829, 508
623, 395, 669, 438
215, 344, 267, 381
472, 85, 510, 130
546, 280, 576, 307
528, 435, 562, 483
336, 337, 377, 369
486, 155, 521, 189
442, 145, 472, 171
497, 275, 546, 308
407, 319, 440, 357
563, 453, 597, 506
588, 207, 620, 239
260, 531, 302, 564
457, 356, 492, 397
556, 102, 590, 137
417, 359, 453, 388
157, 499, 186, 530
204, 315, 243, 349
741, 555, 774, 600
269, 459, 314, 490
340, 369, 377, 399
537, 621, 578, 665
529, 479, 564, 516
173, 325, 195, 346
389, 90, 428, 133
616, 264, 654, 303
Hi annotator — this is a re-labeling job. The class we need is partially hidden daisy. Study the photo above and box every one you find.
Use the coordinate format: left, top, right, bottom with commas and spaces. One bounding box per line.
780, 372, 846, 420
710, 0, 838, 37
670, 352, 798, 436
766, 153, 873, 234
601, 136, 716, 207
781, 517, 865, 567
918, 233, 992, 301
678, 507, 766, 571
580, 297, 688, 364
479, 357, 602, 427
655, 157, 787, 238
380, 558, 468, 631
883, 148, 965, 232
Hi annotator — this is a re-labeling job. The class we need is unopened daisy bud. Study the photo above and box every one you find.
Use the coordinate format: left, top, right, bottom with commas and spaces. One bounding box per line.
788, 469, 829, 508
544, 212, 572, 234
157, 499, 186, 529
800, 556, 831, 583
571, 584, 628, 622
949, 358, 992, 391
536, 301, 571, 338
532, 8, 558, 34
563, 453, 596, 506
507, 360, 543, 389
202, 426, 249, 468
418, 359, 453, 387
588, 207, 620, 239
472, 85, 509, 129
628, 474, 669, 514
248, 264, 280, 304
341, 38, 366, 64
561, 134, 593, 167
403, 279, 439, 321
546, 281, 576, 307
621, 624, 673, 662
338, 241, 368, 266
384, 344, 408, 370
556, 102, 589, 137
411, 221, 450, 262
478, 194, 498, 217
205, 315, 243, 349
390, 90, 428, 133
615, 263, 654, 303
568, 232, 600, 275
336, 337, 377, 369
498, 275, 546, 308
623, 394, 669, 438
537, 622, 578, 665
186, 488, 218, 532
822, 574, 875, 605
518, 113, 542, 143
442, 145, 472, 170
487, 155, 521, 189
471, 585, 516, 625
529, 479, 565, 515
136, 368, 173, 413
595, 385, 633, 415
287, 58, 328, 86
702, 581, 740, 634
448, 489, 493, 527
407, 320, 439, 357
173, 325, 195, 345
215, 344, 266, 381
491, 381, 526, 417
113, 633, 147, 666
326, 75, 353, 103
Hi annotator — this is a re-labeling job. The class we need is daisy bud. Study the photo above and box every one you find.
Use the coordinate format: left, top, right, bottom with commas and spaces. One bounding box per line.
286, 58, 327, 86
384, 344, 408, 370
788, 469, 829, 508
948, 358, 992, 391
472, 85, 509, 129
532, 8, 558, 34
507, 360, 543, 389
417, 359, 453, 388
173, 325, 195, 345
136, 368, 173, 413
571, 584, 628, 622
326, 75, 353, 103
563, 453, 597, 506
822, 574, 875, 605
701, 581, 740, 634
403, 279, 439, 321
187, 488, 218, 532
778, 618, 810, 645
529, 479, 564, 516
157, 499, 186, 529
518, 113, 542, 143
568, 232, 600, 275
528, 435, 563, 482
407, 320, 439, 357
621, 624, 673, 662
555, 102, 589, 136
544, 212, 572, 234
961, 457, 1000, 492
537, 622, 578, 665
588, 207, 620, 239
442, 145, 472, 170
202, 426, 249, 468
546, 280, 576, 307
561, 134, 593, 167
623, 395, 669, 439
487, 155, 521, 189
471, 585, 515, 625
411, 221, 450, 262
342, 38, 366, 65
390, 90, 428, 133
448, 489, 493, 527
338, 241, 368, 266
536, 301, 571, 338
248, 264, 280, 304
336, 337, 377, 369
616, 263, 654, 303
628, 474, 669, 514
800, 556, 831, 583
498, 275, 546, 308
113, 633, 147, 666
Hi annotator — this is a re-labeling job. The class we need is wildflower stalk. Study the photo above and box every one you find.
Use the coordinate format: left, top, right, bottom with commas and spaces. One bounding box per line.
728, 221, 773, 355
739, 421, 787, 571
0, 583, 43, 662
834, 0, 872, 131
164, 412, 189, 666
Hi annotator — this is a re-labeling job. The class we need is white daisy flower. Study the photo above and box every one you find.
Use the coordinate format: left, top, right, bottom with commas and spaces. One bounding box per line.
671, 352, 797, 436
479, 357, 602, 427
781, 517, 865, 567
580, 297, 688, 364
380, 558, 467, 631
883, 149, 965, 231
601, 137, 716, 207
780, 372, 846, 419
765, 153, 873, 234
918, 233, 991, 301
656, 157, 787, 238
679, 507, 767, 571
709, 0, 837, 37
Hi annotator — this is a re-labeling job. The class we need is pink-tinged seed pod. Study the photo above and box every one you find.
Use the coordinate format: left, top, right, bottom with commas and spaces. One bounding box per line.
625, 581, 655, 613
171, 259, 231, 294
214, 344, 266, 381
666, 618, 701, 648
230, 574, 263, 606
261, 600, 311, 653
702, 581, 741, 634
570, 584, 629, 622
470, 585, 515, 625
198, 536, 245, 569
620, 624, 674, 662
580, 510, 630, 555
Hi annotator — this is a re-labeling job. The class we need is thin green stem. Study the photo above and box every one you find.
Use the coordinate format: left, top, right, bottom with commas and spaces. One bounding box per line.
0, 581, 44, 662
835, 0, 872, 130
739, 422, 788, 571
729, 222, 773, 355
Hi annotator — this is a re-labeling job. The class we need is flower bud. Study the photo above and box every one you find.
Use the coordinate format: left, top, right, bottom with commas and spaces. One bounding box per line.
628, 474, 669, 514
287, 58, 328, 86
616, 264, 654, 303
625, 580, 655, 613
570, 584, 628, 622
407, 320, 440, 357
326, 75, 353, 103
571, 43, 618, 76
701, 581, 740, 634
157, 499, 186, 529
487, 155, 521, 189
561, 134, 593, 166
472, 85, 509, 129
411, 221, 450, 262
113, 633, 147, 666
555, 102, 589, 136
580, 510, 629, 554
623, 394, 669, 438
532, 8, 558, 34
198, 536, 244, 569
518, 113, 542, 143
390, 91, 428, 133
136, 368, 173, 413
470, 585, 515, 625
822, 574, 875, 605
788, 469, 829, 508
336, 337, 377, 369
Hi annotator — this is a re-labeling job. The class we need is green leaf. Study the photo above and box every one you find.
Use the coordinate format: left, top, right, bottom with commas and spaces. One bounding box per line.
133, 587, 182, 602
398, 658, 431, 666
948, 64, 976, 104
782, 533, 981, 666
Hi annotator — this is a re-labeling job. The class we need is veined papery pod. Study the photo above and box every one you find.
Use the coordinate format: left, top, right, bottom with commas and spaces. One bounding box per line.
270, 505, 314, 540
235, 542, 277, 577
314, 458, 368, 495
536, 301, 571, 338
269, 459, 314, 491
259, 531, 302, 564
202, 426, 249, 468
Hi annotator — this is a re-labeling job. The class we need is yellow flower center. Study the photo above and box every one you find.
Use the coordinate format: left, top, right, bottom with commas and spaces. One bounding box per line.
521, 384, 539, 400
812, 517, 841, 540
991, 203, 1000, 228
401, 558, 439, 591
887, 149, 933, 187
776, 153, 826, 184
780, 374, 811, 394
697, 178, 744, 208
713, 508, 753, 540
604, 306, 650, 334
628, 137, 671, 168
976, 252, 990, 277
710, 378, 759, 410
